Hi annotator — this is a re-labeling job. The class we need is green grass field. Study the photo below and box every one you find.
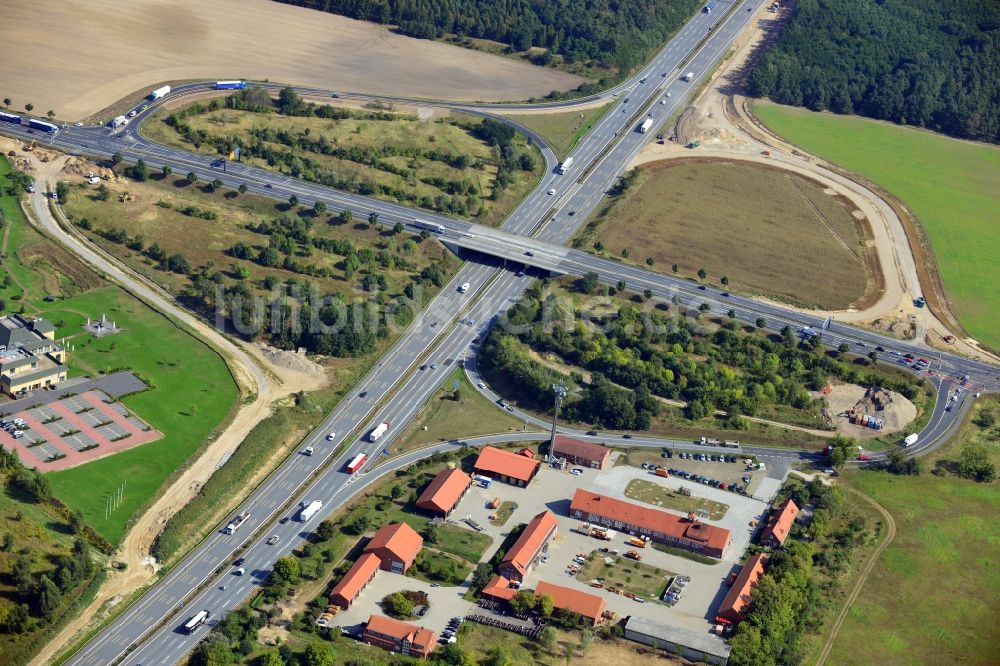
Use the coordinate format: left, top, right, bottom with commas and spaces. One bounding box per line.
503, 102, 613, 159
1, 157, 238, 545
752, 101, 1000, 349
625, 478, 728, 520
826, 401, 1000, 664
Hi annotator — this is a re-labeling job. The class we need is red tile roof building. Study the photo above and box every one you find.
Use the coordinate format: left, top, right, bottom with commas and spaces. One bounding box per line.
482, 575, 519, 602
329, 552, 381, 609
759, 498, 799, 547
716, 553, 769, 624
364, 523, 424, 574
534, 581, 607, 627
551, 435, 611, 470
569, 490, 731, 559
415, 468, 472, 517
363, 614, 437, 658
473, 446, 541, 486
499, 510, 558, 582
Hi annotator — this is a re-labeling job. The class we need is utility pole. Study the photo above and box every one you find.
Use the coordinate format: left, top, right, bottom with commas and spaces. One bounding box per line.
550, 383, 567, 448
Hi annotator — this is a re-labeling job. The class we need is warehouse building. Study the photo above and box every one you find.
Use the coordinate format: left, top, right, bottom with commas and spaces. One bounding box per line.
534, 580, 606, 627
364, 522, 423, 574
473, 446, 540, 487
717, 552, 768, 624
328, 552, 381, 609
499, 509, 558, 582
569, 489, 731, 559
550, 435, 611, 470
624, 616, 731, 664
415, 468, 472, 518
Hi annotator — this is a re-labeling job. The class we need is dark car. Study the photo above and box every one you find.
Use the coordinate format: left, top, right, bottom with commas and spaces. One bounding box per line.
721, 292, 730, 297
359, 391, 368, 398
586, 431, 598, 436
698, 285, 706, 290
524, 251, 534, 257
622, 434, 632, 439
568, 211, 576, 216
876, 346, 885, 352
233, 558, 245, 567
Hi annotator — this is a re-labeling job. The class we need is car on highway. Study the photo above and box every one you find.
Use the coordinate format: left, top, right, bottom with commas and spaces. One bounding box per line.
622, 434, 632, 439
586, 431, 598, 436
524, 251, 534, 257
279, 517, 289, 525
359, 391, 368, 398
233, 558, 245, 567
548, 189, 556, 195
478, 382, 486, 389
721, 292, 730, 297
876, 345, 885, 351
266, 535, 279, 545
660, 100, 666, 104
568, 210, 575, 216
431, 363, 438, 370
326, 432, 337, 441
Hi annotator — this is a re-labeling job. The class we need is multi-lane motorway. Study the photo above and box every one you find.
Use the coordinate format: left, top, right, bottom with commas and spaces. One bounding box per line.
0, 1, 987, 663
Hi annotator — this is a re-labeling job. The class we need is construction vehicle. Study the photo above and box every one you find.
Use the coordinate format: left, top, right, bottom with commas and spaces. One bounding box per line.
625, 550, 642, 561
627, 537, 648, 548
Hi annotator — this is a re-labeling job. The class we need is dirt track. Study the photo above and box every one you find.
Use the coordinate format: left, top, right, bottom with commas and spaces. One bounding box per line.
1, 0, 582, 121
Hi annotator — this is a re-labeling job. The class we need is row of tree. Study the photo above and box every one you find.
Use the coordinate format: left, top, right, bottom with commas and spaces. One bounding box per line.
275, 0, 702, 75
749, 0, 1000, 143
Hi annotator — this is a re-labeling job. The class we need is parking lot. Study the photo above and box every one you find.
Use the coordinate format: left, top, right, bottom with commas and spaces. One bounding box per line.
0, 389, 160, 470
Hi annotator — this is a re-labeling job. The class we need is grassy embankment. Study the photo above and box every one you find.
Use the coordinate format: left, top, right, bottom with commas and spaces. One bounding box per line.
820, 397, 1000, 665
0, 157, 238, 546
752, 100, 1000, 350
142, 102, 544, 227
503, 102, 613, 159
577, 159, 875, 310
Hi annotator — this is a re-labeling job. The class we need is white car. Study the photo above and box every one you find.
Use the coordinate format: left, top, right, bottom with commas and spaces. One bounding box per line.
570, 468, 583, 476
326, 432, 336, 441
660, 100, 666, 105
478, 382, 486, 389
548, 189, 556, 195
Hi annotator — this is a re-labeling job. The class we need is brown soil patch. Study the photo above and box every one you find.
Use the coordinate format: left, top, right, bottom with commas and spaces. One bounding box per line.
821, 383, 916, 440
3, 0, 582, 122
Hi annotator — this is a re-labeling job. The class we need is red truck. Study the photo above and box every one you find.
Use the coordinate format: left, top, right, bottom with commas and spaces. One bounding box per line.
345, 453, 368, 474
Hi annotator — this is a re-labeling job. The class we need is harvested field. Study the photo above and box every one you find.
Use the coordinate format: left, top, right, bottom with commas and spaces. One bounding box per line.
1, 0, 582, 122
582, 158, 876, 309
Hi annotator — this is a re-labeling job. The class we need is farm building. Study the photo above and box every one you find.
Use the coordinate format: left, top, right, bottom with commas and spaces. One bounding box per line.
569, 489, 731, 559
482, 575, 519, 602
473, 446, 540, 486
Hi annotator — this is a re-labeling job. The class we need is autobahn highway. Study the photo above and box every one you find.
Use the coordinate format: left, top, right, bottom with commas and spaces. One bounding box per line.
3, 0, 987, 663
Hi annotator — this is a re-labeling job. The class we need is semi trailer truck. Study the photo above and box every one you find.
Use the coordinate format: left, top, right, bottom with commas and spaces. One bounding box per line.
368, 422, 390, 442
299, 500, 323, 522
215, 80, 247, 90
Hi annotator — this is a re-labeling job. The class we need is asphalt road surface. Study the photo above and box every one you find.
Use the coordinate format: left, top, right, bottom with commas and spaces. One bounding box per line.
6, 1, 984, 663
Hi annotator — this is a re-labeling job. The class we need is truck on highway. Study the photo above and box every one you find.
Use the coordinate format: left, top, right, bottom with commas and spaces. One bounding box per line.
110, 116, 129, 129
556, 156, 573, 174
223, 511, 249, 535
903, 433, 918, 447
703, 1, 717, 12
299, 500, 323, 522
638, 118, 654, 133
182, 610, 211, 634
0, 112, 21, 125
148, 85, 171, 100
413, 218, 445, 234
27, 119, 58, 133
367, 422, 390, 442
215, 80, 247, 90
345, 453, 368, 474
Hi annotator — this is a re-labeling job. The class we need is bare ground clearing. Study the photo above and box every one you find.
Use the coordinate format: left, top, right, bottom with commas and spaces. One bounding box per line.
1, 0, 582, 121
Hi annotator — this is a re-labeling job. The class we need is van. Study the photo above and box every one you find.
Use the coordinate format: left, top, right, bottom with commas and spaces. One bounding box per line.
459, 283, 471, 293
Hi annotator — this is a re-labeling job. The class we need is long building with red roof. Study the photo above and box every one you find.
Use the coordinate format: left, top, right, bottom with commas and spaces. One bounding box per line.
551, 435, 611, 470
716, 553, 768, 624
329, 552, 381, 609
569, 489, 730, 558
364, 522, 423, 574
499, 509, 558, 582
473, 446, 540, 486
415, 468, 472, 517
535, 581, 607, 626
759, 498, 799, 547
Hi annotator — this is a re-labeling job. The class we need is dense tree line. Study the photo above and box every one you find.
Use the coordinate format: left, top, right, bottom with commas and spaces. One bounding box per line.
749, 0, 1000, 143
477, 286, 923, 430
275, 0, 702, 75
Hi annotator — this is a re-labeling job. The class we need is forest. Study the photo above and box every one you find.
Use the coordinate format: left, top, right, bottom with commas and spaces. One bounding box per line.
749, 0, 1000, 143
274, 0, 702, 77
477, 282, 924, 431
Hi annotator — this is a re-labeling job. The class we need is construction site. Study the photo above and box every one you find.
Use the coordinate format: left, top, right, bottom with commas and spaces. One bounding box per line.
820, 383, 917, 440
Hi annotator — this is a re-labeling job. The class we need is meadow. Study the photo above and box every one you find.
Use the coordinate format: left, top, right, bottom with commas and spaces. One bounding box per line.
753, 101, 1000, 350
504, 102, 613, 159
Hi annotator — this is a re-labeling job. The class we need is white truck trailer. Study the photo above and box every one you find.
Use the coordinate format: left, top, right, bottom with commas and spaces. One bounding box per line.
638, 118, 654, 133
149, 85, 171, 100
368, 422, 389, 442
299, 500, 323, 522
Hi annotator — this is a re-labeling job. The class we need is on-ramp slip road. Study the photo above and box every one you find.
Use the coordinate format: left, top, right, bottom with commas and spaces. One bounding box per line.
8, 1, 983, 664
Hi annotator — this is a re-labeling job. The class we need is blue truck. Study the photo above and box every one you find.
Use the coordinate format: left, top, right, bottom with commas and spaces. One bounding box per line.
215, 80, 247, 90
27, 119, 58, 133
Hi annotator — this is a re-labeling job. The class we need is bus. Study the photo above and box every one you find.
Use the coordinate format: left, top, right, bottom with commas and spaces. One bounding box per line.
183, 610, 211, 634
412, 219, 445, 234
